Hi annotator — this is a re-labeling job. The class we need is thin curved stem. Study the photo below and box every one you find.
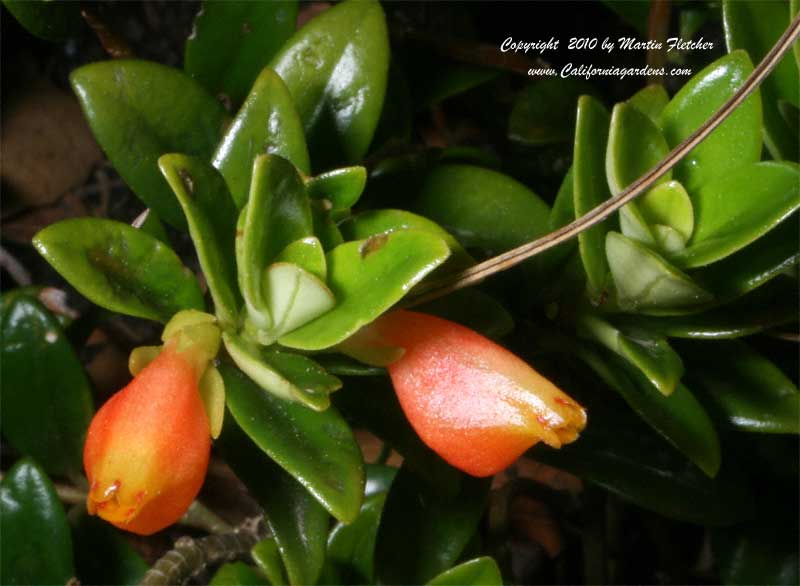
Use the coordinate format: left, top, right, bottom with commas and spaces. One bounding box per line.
408, 13, 800, 307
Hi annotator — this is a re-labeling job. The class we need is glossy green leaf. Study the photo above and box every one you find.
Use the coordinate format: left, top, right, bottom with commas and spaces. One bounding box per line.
612, 276, 798, 339
682, 340, 799, 433
606, 102, 671, 196
673, 162, 800, 268
327, 492, 387, 583
418, 288, 514, 340
221, 363, 364, 522
277, 237, 327, 281
578, 312, 683, 396
270, 0, 390, 169
693, 215, 800, 299
723, 0, 800, 160
713, 523, 799, 586
375, 464, 490, 584
237, 154, 313, 331
2, 0, 82, 41
415, 164, 551, 254
339, 208, 474, 270
262, 262, 335, 340
333, 376, 461, 494
251, 539, 287, 586
306, 166, 367, 210
210, 562, 268, 586
315, 355, 385, 377
71, 60, 228, 228
638, 181, 694, 242
532, 398, 754, 526
34, 218, 204, 322
0, 295, 93, 475
0, 459, 74, 586
312, 201, 346, 250
427, 557, 503, 586
364, 464, 397, 496
219, 415, 328, 586
606, 232, 713, 313
278, 230, 450, 351
223, 333, 338, 410
577, 343, 720, 476
69, 509, 148, 586
508, 78, 598, 145
659, 51, 762, 193
574, 95, 614, 298
214, 69, 310, 208
627, 84, 670, 123
136, 209, 169, 244
184, 1, 298, 106
159, 154, 240, 328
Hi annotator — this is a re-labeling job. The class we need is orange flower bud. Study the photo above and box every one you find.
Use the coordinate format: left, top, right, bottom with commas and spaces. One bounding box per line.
368, 310, 587, 477
84, 311, 219, 535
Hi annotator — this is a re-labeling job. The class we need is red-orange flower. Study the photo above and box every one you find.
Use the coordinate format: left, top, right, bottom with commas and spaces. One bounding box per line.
358, 310, 587, 477
84, 311, 219, 535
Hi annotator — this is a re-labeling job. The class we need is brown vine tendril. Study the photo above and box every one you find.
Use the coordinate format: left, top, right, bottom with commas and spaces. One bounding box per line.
407, 13, 800, 307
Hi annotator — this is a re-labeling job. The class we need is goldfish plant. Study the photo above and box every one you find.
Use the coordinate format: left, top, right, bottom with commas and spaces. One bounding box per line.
1, 0, 798, 584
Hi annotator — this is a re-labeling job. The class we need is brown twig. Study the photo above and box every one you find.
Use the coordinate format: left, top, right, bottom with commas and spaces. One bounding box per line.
81, 4, 134, 59
139, 517, 266, 586
407, 13, 800, 307
647, 0, 671, 85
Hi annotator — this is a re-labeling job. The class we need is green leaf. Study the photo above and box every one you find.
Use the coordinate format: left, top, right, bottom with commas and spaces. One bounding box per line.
723, 0, 800, 160
578, 312, 683, 396
210, 562, 268, 586
0, 459, 74, 586
672, 162, 800, 268
278, 230, 450, 351
601, 0, 650, 35
218, 415, 328, 586
574, 95, 614, 298
260, 262, 335, 341
221, 363, 364, 523
577, 343, 720, 476
328, 492, 387, 584
251, 539, 287, 586
659, 51, 762, 193
693, 214, 800, 299
214, 69, 310, 208
0, 295, 93, 475
339, 208, 474, 270
270, 0, 390, 169
71, 60, 228, 228
532, 398, 754, 526
332, 376, 461, 494
306, 166, 367, 210
410, 62, 498, 110
417, 288, 514, 340
34, 218, 204, 322
415, 164, 551, 254
277, 237, 327, 281
69, 510, 148, 586
611, 276, 798, 339
606, 101, 671, 196
712, 523, 799, 586
606, 232, 713, 313
136, 209, 169, 244
375, 465, 490, 584
184, 1, 298, 106
637, 181, 694, 243
159, 154, 240, 328
427, 557, 503, 586
508, 78, 599, 145
682, 340, 799, 434
627, 84, 670, 123
237, 154, 313, 331
223, 333, 338, 411
2, 0, 82, 41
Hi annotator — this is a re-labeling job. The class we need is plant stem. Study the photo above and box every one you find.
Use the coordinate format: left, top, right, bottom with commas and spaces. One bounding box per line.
406, 13, 800, 307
